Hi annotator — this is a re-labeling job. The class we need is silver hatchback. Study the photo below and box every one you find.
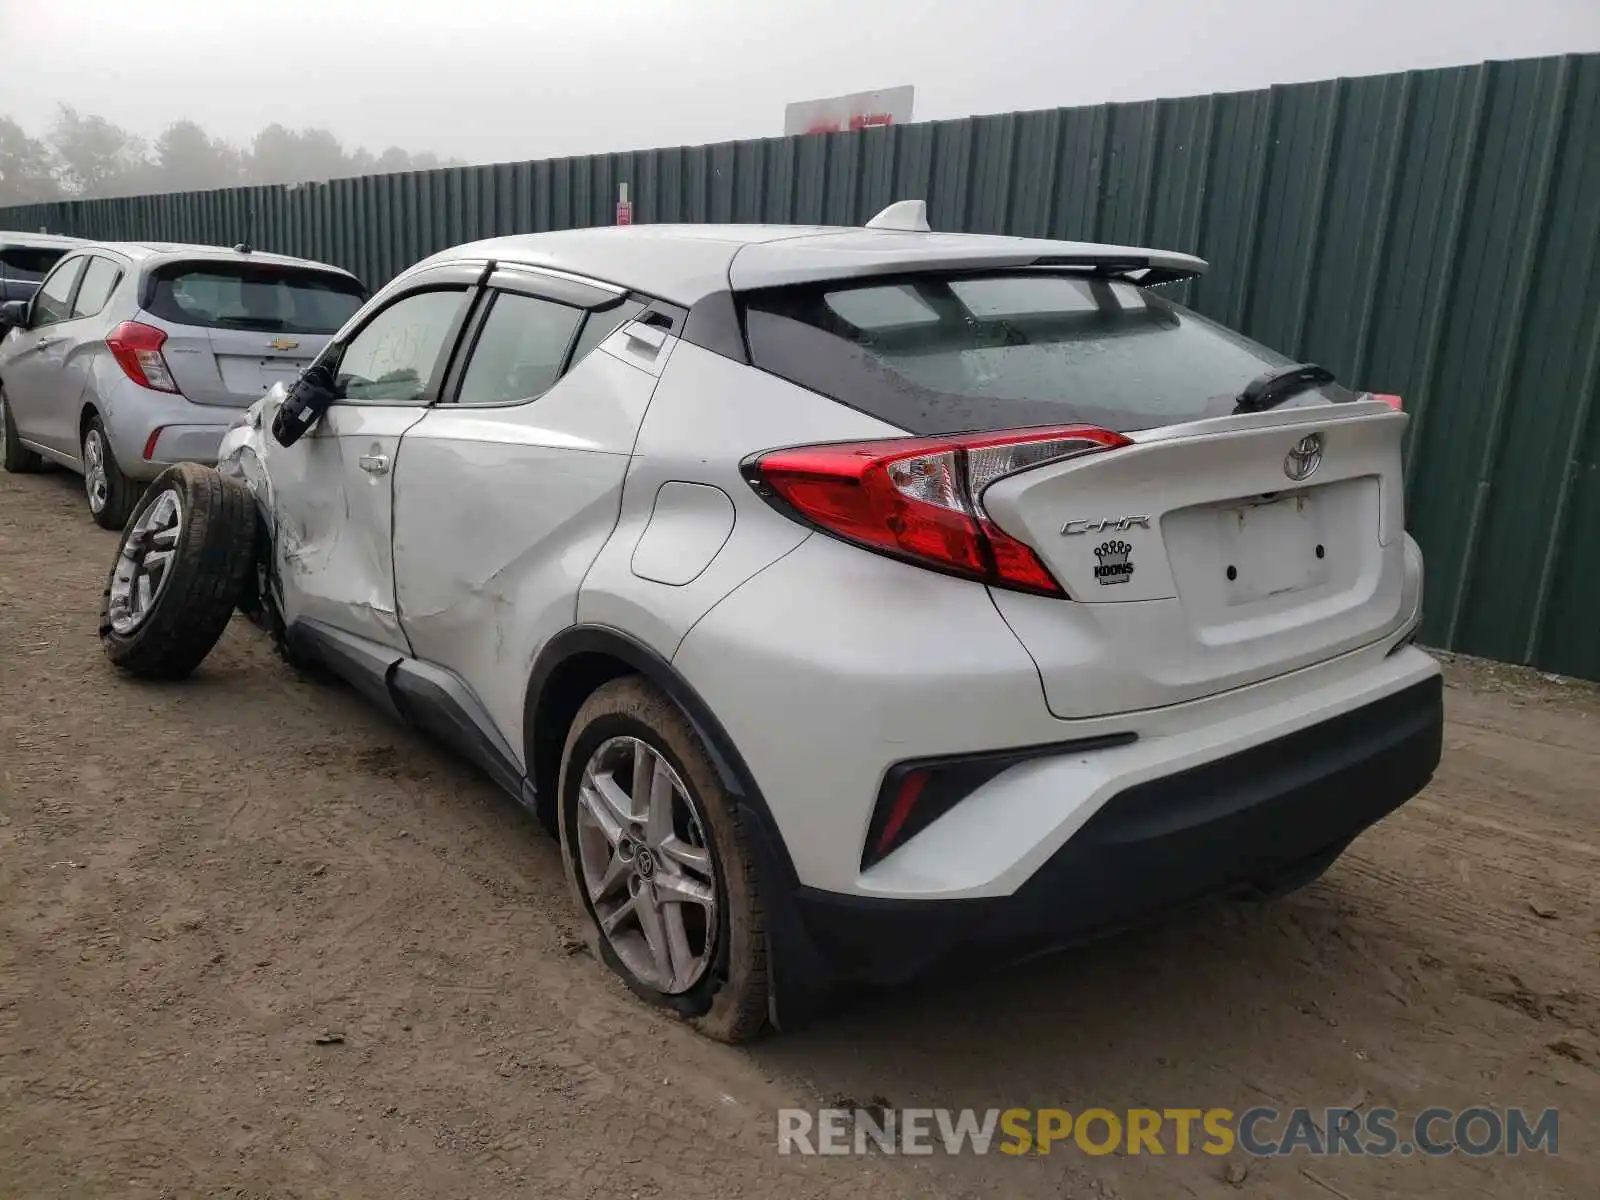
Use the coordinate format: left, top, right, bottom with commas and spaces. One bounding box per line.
0, 241, 365, 527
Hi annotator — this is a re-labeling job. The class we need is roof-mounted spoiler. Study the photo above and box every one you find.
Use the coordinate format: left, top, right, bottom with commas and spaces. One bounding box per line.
1027, 255, 1203, 286
863, 201, 1205, 285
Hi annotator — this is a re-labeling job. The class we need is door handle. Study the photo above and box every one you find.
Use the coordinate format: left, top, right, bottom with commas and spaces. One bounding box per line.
358, 452, 391, 475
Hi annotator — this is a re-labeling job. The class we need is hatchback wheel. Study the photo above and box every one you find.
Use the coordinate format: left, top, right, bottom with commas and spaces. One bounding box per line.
1, 386, 43, 473
83, 416, 139, 529
559, 677, 769, 1043
99, 463, 256, 680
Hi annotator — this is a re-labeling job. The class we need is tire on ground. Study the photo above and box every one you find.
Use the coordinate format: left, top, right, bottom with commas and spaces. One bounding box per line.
558, 676, 770, 1043
1, 386, 43, 473
99, 462, 257, 680
84, 414, 139, 530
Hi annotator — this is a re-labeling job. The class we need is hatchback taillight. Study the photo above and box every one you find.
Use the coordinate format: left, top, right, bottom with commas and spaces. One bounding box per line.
106, 321, 178, 393
743, 425, 1129, 596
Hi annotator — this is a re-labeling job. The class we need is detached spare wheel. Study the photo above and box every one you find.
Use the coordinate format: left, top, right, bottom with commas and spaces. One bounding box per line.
99, 463, 256, 680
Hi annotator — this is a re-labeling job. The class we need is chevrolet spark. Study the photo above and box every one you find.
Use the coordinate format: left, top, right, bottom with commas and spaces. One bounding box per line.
1, 240, 364, 527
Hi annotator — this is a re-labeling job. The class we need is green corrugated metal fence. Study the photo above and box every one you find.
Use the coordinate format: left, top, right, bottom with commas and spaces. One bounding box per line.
3, 54, 1597, 679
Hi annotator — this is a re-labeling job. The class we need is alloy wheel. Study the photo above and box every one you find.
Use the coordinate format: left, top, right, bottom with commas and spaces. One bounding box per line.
576, 735, 719, 994
83, 427, 109, 514
107, 489, 184, 635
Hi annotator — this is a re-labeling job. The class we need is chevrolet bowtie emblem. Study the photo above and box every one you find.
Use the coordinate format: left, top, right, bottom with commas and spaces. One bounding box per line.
268, 337, 300, 351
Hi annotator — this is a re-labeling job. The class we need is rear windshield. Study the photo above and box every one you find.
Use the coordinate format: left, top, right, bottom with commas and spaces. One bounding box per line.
145, 263, 366, 334
741, 272, 1357, 434
0, 246, 69, 281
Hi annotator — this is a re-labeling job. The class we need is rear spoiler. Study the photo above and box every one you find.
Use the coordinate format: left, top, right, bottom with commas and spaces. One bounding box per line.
1028, 254, 1205, 286
855, 204, 1207, 286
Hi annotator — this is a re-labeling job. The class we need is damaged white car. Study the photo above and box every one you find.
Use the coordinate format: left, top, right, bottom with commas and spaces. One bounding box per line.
96, 209, 1443, 1041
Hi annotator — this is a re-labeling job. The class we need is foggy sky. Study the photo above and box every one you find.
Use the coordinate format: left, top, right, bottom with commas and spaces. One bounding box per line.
2, 0, 1596, 164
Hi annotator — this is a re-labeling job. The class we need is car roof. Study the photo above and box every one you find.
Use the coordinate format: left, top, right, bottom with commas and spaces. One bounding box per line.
420, 223, 1208, 306
81, 241, 359, 279
0, 230, 90, 250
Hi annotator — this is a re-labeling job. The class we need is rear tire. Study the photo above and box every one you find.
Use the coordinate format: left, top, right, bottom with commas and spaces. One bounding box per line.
83, 415, 139, 530
558, 677, 770, 1043
1, 386, 43, 473
99, 463, 256, 680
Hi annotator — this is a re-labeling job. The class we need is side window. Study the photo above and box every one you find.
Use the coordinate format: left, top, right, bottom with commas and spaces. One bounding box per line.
71, 257, 122, 319
31, 257, 87, 327
568, 299, 647, 367
0, 246, 67, 283
455, 291, 585, 406
335, 287, 468, 404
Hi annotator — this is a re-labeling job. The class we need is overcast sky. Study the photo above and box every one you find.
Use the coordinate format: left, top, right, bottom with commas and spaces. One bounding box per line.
2, 0, 1596, 163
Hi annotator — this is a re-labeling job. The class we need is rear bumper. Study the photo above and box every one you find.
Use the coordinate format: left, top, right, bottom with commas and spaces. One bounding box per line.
92, 369, 236, 480
776, 671, 1443, 991
139, 422, 229, 472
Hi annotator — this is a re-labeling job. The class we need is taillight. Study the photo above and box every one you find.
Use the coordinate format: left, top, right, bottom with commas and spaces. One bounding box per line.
743, 425, 1128, 596
1372, 393, 1404, 411
106, 321, 178, 393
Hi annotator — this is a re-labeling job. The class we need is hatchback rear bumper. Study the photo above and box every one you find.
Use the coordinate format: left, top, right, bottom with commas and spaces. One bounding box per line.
95, 370, 236, 481
139, 422, 230, 473
771, 671, 1442, 997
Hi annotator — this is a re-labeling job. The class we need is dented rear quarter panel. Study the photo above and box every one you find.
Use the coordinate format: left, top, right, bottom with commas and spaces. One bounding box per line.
577, 342, 904, 659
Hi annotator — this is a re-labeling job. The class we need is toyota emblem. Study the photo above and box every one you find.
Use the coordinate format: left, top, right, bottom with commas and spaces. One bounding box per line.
1284, 433, 1324, 481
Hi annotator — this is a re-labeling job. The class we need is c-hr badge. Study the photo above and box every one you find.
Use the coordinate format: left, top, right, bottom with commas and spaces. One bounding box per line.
1061, 515, 1151, 536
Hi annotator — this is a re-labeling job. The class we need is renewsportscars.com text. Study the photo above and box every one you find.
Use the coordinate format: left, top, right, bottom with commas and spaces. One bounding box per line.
777, 1105, 1559, 1158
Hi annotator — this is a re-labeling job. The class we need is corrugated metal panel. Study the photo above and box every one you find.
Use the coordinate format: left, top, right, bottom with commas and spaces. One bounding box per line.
1460, 55, 1600, 676
3, 54, 1596, 679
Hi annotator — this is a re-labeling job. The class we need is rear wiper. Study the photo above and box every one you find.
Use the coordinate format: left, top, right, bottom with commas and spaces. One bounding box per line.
1233, 362, 1335, 414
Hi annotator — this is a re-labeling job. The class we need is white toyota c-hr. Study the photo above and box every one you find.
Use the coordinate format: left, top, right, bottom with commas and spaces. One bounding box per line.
95, 203, 1442, 1041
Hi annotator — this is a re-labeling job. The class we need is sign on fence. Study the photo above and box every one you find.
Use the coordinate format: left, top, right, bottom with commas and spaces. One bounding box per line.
784, 86, 915, 136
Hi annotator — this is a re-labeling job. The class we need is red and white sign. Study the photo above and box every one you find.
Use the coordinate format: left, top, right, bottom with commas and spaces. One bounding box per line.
784, 86, 915, 137
616, 182, 632, 226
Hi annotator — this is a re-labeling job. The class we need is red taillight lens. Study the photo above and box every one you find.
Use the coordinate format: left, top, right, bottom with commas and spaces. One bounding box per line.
745, 425, 1128, 596
106, 321, 178, 393
1372, 393, 1404, 411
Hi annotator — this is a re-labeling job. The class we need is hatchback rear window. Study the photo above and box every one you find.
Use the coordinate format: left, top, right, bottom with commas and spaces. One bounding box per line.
741, 272, 1357, 434
0, 246, 69, 281
145, 263, 366, 334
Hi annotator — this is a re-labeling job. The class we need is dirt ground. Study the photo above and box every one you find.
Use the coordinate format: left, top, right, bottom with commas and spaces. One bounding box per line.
2, 466, 1597, 1200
